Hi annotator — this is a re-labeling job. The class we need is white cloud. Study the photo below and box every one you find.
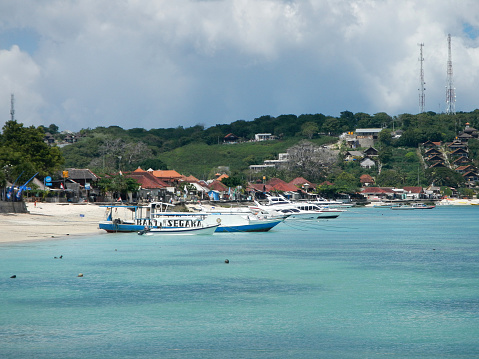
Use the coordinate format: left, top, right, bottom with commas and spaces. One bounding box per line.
0, 0, 478, 131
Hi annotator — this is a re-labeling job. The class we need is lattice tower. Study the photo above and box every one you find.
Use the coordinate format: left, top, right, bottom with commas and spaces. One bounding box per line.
446, 34, 456, 115
418, 43, 425, 113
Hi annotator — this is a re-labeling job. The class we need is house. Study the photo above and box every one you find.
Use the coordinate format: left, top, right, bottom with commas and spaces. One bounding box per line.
360, 174, 375, 187
455, 165, 477, 174
360, 157, 376, 169
426, 155, 445, 164
267, 178, 301, 198
64, 168, 100, 187
224, 133, 239, 143
44, 133, 55, 145
360, 187, 396, 201
463, 171, 479, 183
449, 148, 468, 158
150, 169, 183, 185
254, 133, 275, 141
363, 147, 379, 157
402, 186, 424, 199
126, 168, 169, 201
424, 148, 441, 156
453, 157, 472, 166
422, 140, 441, 148
355, 128, 383, 147
344, 151, 364, 161
448, 140, 467, 151
429, 162, 447, 168
462, 123, 478, 138
289, 177, 315, 192
457, 132, 473, 143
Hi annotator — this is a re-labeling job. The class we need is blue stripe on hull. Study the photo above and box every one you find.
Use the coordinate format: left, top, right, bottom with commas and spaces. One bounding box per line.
215, 221, 281, 233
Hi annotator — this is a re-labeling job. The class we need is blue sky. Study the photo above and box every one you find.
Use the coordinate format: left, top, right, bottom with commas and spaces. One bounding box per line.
1, 0, 479, 132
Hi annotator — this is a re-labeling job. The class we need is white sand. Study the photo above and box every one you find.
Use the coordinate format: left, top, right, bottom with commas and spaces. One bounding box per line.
0, 202, 109, 243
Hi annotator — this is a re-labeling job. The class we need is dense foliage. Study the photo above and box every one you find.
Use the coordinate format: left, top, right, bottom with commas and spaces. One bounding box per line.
0, 120, 64, 186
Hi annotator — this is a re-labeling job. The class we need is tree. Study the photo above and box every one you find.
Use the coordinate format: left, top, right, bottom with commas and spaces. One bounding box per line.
284, 140, 338, 182
0, 120, 64, 180
376, 169, 403, 187
425, 167, 464, 187
333, 171, 360, 193
97, 174, 140, 200
300, 122, 319, 139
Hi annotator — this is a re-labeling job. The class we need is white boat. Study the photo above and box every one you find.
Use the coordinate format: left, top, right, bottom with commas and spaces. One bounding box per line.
253, 195, 343, 220
99, 202, 217, 235
197, 206, 286, 232
309, 196, 354, 208
390, 203, 435, 210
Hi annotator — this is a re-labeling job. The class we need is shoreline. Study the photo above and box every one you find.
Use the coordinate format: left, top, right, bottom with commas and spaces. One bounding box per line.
0, 202, 107, 244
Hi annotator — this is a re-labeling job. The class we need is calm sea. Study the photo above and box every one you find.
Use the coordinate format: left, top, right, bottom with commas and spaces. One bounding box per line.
1, 206, 478, 358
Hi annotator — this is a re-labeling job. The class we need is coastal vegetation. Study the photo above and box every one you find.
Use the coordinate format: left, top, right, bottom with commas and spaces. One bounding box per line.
2, 109, 479, 198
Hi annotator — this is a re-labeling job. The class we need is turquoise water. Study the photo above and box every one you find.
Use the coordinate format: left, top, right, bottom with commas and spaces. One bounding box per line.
1, 206, 478, 358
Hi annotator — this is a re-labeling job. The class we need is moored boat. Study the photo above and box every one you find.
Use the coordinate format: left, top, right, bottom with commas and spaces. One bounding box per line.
99, 202, 216, 235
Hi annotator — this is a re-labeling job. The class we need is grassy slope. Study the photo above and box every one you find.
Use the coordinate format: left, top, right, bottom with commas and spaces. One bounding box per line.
160, 137, 336, 178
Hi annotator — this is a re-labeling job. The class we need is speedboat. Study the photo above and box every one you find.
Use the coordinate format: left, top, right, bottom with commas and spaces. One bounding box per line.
253, 195, 343, 220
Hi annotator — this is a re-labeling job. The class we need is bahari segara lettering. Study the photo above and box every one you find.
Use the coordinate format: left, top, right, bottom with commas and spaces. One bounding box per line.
163, 219, 202, 228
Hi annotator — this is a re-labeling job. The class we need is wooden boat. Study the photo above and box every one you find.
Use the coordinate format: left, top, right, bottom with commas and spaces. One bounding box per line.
99, 202, 217, 235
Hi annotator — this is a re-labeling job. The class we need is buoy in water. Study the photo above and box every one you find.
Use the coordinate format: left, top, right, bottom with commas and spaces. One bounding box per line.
78, 273, 83, 277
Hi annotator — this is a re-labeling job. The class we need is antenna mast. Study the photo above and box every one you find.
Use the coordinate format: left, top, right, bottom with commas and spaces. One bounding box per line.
10, 94, 15, 121
418, 43, 425, 113
446, 34, 456, 115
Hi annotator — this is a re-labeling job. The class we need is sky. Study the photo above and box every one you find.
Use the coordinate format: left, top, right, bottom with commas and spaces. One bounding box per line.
0, 0, 479, 132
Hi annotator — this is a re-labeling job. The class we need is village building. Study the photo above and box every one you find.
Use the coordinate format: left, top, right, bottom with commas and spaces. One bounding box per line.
149, 169, 183, 186
223, 133, 239, 143
360, 187, 396, 201
424, 148, 442, 157
254, 133, 276, 141
354, 128, 383, 148
452, 156, 472, 166
360, 174, 375, 187
360, 157, 376, 169
289, 177, 315, 193
126, 168, 169, 202
363, 147, 379, 157
402, 186, 424, 200
449, 148, 469, 158
344, 150, 364, 161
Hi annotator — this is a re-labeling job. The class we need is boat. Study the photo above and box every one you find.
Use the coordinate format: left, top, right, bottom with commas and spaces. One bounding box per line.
309, 196, 354, 208
390, 203, 435, 210
99, 202, 217, 235
197, 206, 286, 232
253, 195, 343, 220
411, 203, 435, 209
390, 204, 415, 210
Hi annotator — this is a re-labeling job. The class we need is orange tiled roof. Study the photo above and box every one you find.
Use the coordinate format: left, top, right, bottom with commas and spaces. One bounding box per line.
152, 170, 183, 179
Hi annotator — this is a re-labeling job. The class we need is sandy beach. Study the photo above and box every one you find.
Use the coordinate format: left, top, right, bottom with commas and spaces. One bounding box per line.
0, 202, 109, 243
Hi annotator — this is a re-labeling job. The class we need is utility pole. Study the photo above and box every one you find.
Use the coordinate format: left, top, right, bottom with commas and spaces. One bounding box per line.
418, 43, 425, 113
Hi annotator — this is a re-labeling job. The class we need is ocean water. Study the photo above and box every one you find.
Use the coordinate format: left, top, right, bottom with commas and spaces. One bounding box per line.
1, 206, 478, 358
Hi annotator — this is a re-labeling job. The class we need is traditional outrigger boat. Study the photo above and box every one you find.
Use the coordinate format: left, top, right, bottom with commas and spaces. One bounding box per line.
99, 202, 218, 235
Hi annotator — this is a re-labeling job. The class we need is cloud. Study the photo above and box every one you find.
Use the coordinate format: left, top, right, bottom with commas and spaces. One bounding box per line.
0, 0, 478, 131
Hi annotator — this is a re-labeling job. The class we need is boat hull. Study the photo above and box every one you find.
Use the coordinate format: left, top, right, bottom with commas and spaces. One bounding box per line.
99, 221, 218, 235
214, 220, 282, 232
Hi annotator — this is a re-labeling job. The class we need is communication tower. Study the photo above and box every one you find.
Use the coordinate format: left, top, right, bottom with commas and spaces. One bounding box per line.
418, 43, 425, 113
445, 34, 456, 115
10, 94, 15, 121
